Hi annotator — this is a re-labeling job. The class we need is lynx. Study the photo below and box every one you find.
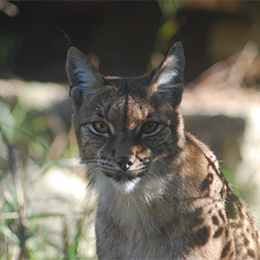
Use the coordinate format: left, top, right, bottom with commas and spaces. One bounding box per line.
65, 36, 260, 259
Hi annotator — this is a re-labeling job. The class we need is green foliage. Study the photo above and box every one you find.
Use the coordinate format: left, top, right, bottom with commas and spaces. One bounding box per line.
222, 168, 242, 197
147, 0, 180, 72
0, 98, 97, 259
157, 0, 179, 41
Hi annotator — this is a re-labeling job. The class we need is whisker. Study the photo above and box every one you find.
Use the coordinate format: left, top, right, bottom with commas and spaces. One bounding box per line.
99, 168, 117, 174
98, 161, 117, 166
133, 167, 149, 175
81, 159, 98, 164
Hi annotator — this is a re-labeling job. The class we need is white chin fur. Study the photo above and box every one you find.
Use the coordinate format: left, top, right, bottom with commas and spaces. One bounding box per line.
91, 171, 142, 195
113, 177, 142, 193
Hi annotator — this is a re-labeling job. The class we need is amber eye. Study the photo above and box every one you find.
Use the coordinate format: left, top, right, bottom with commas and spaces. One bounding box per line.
92, 122, 109, 134
141, 122, 158, 134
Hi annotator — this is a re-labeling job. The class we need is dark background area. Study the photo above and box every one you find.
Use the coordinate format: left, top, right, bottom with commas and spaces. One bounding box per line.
1, 1, 259, 84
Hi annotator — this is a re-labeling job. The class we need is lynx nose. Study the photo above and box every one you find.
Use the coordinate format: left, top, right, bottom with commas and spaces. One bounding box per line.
116, 157, 135, 171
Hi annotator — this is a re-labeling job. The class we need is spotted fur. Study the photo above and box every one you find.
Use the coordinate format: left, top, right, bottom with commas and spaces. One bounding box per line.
66, 40, 260, 259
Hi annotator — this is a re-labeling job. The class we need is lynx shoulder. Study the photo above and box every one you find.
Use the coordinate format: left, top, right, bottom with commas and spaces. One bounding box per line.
66, 39, 260, 259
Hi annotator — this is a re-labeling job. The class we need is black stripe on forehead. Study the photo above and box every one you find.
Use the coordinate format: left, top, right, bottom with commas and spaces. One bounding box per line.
100, 90, 126, 123
112, 88, 129, 133
123, 91, 129, 132
99, 88, 149, 132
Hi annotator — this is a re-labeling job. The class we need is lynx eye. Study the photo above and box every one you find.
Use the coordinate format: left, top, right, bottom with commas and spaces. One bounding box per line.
141, 122, 159, 134
92, 122, 109, 134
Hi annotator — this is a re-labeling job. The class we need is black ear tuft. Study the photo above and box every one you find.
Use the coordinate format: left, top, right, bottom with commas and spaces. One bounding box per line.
55, 25, 74, 47
175, 17, 187, 42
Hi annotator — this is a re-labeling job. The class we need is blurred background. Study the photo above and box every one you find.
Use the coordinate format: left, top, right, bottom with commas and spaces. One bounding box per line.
0, 1, 260, 259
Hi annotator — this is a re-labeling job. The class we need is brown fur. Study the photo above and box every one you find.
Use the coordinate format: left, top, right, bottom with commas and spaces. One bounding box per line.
66, 41, 260, 259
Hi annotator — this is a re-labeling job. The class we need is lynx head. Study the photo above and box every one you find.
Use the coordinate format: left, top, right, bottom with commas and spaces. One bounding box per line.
66, 41, 185, 194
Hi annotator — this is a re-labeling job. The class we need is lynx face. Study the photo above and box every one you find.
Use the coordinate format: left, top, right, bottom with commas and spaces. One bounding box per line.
66, 42, 185, 193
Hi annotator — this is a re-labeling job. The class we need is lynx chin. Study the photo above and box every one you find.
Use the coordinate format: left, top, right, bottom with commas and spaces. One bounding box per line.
65, 35, 260, 259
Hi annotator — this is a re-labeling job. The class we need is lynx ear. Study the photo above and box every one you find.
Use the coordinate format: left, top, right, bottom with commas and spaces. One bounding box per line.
151, 41, 184, 107
66, 47, 104, 110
